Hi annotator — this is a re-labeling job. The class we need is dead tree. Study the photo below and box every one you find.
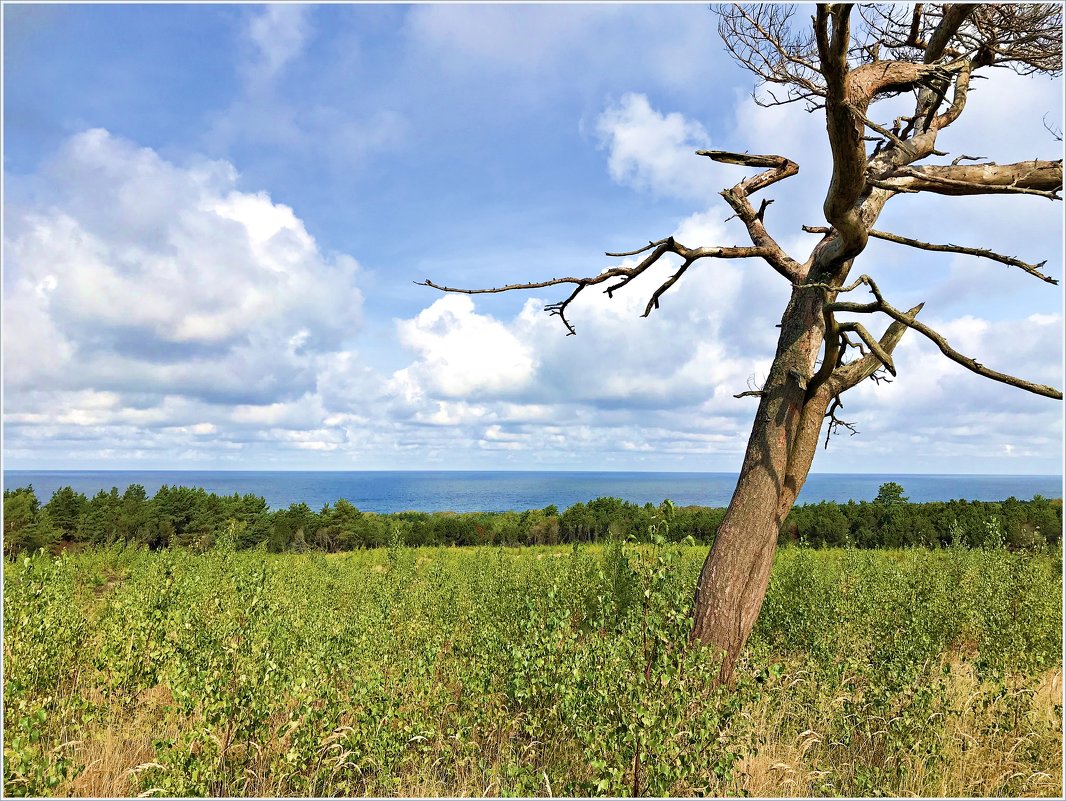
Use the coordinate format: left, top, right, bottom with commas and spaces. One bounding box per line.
420, 3, 1063, 684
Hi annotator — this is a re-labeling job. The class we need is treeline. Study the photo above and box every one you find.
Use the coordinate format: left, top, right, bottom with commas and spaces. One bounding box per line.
2, 482, 1061, 557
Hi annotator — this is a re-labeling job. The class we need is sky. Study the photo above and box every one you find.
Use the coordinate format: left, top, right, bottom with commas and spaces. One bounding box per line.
2, 3, 1064, 475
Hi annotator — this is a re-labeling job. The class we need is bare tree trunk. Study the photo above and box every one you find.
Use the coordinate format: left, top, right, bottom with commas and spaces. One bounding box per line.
691, 283, 833, 684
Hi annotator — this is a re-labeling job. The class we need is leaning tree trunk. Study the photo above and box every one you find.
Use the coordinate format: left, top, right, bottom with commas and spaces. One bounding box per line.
418, 2, 1066, 688
690, 251, 922, 684
689, 2, 893, 681
691, 278, 837, 685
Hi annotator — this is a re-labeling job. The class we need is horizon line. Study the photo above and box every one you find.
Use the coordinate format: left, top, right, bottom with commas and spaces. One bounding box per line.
4, 467, 1063, 478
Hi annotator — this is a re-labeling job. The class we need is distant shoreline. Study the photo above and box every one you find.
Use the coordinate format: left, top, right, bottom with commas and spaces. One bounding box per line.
4, 470, 1062, 515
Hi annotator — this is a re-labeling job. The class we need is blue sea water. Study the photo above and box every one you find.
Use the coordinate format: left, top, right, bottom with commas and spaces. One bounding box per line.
3, 471, 1062, 513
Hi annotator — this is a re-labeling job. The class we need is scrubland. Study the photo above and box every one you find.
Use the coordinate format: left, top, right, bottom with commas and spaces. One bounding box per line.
3, 526, 1061, 797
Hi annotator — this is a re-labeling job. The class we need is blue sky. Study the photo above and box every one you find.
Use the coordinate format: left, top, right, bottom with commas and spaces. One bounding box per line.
3, 3, 1063, 474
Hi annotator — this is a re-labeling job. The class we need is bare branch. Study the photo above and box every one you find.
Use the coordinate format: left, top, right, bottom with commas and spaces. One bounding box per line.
419, 144, 811, 336
1042, 113, 1063, 143
545, 285, 584, 337
418, 276, 602, 296
823, 395, 859, 449
826, 276, 1063, 399
831, 302, 925, 393
697, 149, 804, 280
881, 161, 1063, 199
606, 240, 664, 258
800, 265, 900, 400
715, 4, 826, 101
698, 149, 797, 175
859, 3, 1061, 77
845, 100, 909, 150
797, 270, 877, 297
734, 373, 766, 400
839, 329, 864, 357
819, 4, 884, 260
965, 4, 1063, 76
931, 59, 972, 130
603, 240, 679, 297
878, 308, 1062, 399
643, 258, 694, 317
752, 85, 822, 110
846, 58, 968, 104
837, 321, 896, 376
907, 4, 924, 49
858, 4, 946, 58
865, 176, 919, 194
418, 236, 769, 335
924, 4, 975, 64
802, 225, 1058, 284
806, 306, 845, 397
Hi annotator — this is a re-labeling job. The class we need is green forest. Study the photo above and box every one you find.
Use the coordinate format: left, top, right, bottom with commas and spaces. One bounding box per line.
3, 481, 1061, 556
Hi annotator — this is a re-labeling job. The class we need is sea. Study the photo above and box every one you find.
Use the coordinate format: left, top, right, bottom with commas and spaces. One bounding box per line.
3, 471, 1062, 514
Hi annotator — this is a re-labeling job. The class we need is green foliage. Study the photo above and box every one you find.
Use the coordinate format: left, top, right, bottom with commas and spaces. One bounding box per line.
753, 544, 1062, 794
43, 486, 89, 540
783, 493, 1062, 551
874, 481, 909, 505
3, 487, 55, 556
5, 482, 1062, 557
3, 538, 1061, 797
3, 553, 90, 795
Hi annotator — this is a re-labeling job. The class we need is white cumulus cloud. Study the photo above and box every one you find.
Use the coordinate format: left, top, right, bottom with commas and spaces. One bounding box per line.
3, 128, 363, 407
392, 295, 538, 399
596, 93, 714, 201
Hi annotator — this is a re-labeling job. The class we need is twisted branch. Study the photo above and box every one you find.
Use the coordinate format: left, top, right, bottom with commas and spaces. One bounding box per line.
825, 276, 1062, 399
836, 321, 897, 376
877, 161, 1063, 199
698, 149, 804, 281
420, 148, 804, 334
830, 302, 925, 394
802, 225, 1057, 284
417, 237, 766, 335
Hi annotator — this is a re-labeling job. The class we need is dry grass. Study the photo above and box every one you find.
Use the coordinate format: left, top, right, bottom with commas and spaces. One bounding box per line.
53, 666, 1062, 798
719, 665, 1063, 799
67, 685, 180, 798
919, 666, 1063, 799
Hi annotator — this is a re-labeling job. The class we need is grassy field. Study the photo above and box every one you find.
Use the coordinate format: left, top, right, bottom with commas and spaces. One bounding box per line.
3, 532, 1062, 797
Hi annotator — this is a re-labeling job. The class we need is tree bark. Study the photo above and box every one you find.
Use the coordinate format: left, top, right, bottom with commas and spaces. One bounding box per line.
690, 282, 832, 684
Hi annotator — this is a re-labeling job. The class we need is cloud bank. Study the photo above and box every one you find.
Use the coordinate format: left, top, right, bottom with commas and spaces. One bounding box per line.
3, 6, 1061, 476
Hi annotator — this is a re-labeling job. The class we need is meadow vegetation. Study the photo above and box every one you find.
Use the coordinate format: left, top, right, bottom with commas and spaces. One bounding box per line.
3, 506, 1062, 797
